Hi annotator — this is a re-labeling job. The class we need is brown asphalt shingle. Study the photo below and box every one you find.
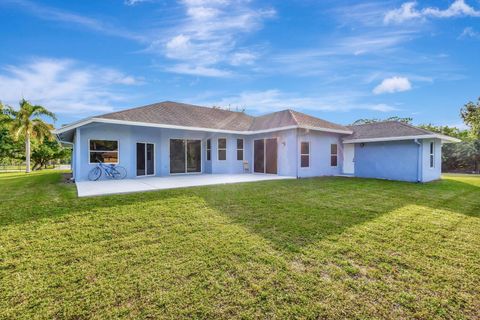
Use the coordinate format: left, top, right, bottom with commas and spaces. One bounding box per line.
98, 101, 352, 133
346, 121, 436, 140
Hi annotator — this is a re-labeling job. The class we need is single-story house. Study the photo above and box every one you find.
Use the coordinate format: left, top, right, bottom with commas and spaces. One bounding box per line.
54, 101, 460, 183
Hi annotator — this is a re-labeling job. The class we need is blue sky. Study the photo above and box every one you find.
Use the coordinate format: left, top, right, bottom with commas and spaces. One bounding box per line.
0, 0, 479, 127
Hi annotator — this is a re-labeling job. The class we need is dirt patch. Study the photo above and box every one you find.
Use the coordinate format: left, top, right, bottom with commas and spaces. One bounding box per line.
61, 172, 74, 183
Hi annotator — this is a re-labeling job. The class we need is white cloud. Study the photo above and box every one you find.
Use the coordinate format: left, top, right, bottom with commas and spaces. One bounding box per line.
373, 76, 412, 94
124, 0, 150, 6
198, 89, 398, 114
157, 0, 275, 76
5, 0, 145, 41
166, 64, 231, 77
422, 0, 480, 18
460, 27, 480, 38
0, 58, 141, 115
384, 0, 480, 24
230, 52, 257, 66
384, 2, 422, 24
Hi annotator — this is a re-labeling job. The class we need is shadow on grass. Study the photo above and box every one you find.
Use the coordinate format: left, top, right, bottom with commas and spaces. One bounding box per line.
1, 172, 479, 254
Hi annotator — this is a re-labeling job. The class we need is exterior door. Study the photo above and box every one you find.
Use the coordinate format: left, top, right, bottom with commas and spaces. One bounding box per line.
254, 139, 265, 173
265, 138, 277, 174
136, 143, 155, 176
343, 143, 355, 174
170, 139, 202, 174
253, 138, 277, 174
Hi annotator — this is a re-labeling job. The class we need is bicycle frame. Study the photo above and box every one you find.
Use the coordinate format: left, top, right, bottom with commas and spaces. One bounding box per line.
97, 162, 117, 177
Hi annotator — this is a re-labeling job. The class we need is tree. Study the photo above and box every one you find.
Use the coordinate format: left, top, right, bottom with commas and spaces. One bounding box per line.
31, 139, 70, 170
8, 99, 57, 173
418, 124, 469, 140
460, 97, 480, 138
418, 123, 479, 173
0, 102, 21, 163
352, 116, 413, 125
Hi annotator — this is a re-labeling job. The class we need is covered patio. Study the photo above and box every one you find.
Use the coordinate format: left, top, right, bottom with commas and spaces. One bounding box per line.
76, 174, 296, 197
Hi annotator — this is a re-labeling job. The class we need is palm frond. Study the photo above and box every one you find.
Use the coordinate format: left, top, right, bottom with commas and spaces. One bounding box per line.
31, 104, 57, 122
31, 120, 54, 142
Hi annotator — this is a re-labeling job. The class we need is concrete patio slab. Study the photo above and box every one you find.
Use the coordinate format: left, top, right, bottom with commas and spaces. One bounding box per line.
76, 174, 296, 197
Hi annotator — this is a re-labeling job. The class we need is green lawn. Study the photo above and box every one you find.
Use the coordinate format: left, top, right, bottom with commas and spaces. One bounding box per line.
1, 172, 479, 319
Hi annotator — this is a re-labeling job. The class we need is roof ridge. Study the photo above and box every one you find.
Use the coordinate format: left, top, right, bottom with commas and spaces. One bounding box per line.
287, 109, 300, 126
99, 101, 250, 119
396, 121, 433, 134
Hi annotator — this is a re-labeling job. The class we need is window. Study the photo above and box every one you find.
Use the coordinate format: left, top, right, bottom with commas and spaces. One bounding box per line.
330, 144, 338, 167
300, 141, 309, 168
89, 140, 118, 164
206, 139, 211, 161
218, 138, 227, 160
237, 139, 244, 160
429, 142, 435, 168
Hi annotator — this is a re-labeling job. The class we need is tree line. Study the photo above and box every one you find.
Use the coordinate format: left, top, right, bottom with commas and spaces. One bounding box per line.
352, 98, 480, 173
0, 99, 69, 173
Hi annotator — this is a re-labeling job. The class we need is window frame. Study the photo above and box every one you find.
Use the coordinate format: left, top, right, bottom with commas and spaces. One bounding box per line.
206, 139, 211, 161
236, 138, 244, 161
429, 141, 435, 168
88, 139, 119, 165
330, 143, 338, 167
217, 137, 227, 161
300, 141, 310, 168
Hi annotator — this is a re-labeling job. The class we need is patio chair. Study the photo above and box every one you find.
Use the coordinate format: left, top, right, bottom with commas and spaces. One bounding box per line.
243, 160, 250, 173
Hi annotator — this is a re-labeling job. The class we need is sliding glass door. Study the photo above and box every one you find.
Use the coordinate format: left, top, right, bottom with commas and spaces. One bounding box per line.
170, 139, 202, 174
136, 143, 155, 176
253, 138, 277, 174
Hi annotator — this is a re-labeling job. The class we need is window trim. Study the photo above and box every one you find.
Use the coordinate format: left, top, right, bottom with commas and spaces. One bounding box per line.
88, 139, 119, 165
236, 138, 244, 161
206, 139, 211, 161
217, 137, 227, 161
330, 143, 338, 167
429, 141, 435, 169
300, 141, 310, 168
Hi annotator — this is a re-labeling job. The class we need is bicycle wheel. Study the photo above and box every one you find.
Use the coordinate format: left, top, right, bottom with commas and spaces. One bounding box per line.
111, 166, 127, 179
88, 166, 102, 181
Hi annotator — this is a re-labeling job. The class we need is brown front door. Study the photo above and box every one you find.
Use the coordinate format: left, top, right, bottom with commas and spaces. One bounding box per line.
265, 138, 277, 174
254, 139, 265, 173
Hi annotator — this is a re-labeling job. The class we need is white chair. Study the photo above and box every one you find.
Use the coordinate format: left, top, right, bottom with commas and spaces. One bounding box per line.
243, 160, 250, 173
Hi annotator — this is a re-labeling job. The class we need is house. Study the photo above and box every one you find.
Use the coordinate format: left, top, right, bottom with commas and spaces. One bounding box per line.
54, 101, 460, 183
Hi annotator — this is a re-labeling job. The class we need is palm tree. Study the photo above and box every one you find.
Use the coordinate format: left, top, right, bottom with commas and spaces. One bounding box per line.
8, 99, 57, 173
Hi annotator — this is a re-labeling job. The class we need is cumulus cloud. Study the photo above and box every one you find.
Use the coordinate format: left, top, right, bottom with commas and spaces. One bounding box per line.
0, 58, 141, 115
373, 77, 412, 94
384, 0, 480, 24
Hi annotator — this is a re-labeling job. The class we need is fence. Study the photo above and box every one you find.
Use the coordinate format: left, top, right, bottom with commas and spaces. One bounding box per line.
0, 163, 71, 173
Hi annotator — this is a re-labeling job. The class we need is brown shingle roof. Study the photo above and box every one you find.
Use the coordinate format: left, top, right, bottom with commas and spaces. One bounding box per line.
99, 101, 254, 131
97, 101, 352, 133
346, 121, 436, 140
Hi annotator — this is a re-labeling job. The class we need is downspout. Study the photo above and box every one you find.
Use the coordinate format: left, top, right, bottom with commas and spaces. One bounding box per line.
414, 139, 422, 182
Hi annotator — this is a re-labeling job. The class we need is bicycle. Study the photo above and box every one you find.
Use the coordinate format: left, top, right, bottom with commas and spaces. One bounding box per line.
88, 161, 127, 181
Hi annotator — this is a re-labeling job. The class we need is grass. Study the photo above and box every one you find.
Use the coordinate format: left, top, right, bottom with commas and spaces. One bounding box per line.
0, 171, 479, 319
